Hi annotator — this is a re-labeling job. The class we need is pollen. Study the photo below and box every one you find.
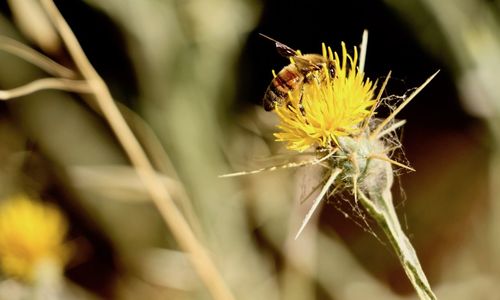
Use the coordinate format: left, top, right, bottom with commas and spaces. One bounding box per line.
273, 43, 376, 152
0, 195, 71, 282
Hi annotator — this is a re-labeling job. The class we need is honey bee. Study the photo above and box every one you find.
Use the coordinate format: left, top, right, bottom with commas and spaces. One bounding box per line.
260, 34, 335, 111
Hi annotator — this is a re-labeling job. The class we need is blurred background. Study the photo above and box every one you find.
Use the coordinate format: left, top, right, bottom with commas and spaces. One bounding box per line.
0, 0, 498, 299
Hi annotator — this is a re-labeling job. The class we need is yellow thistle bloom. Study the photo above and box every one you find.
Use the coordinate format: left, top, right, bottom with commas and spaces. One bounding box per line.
0, 196, 70, 282
274, 43, 377, 152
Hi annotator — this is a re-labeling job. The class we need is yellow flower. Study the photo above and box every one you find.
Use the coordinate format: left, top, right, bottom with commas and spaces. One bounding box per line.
274, 43, 377, 152
0, 196, 70, 282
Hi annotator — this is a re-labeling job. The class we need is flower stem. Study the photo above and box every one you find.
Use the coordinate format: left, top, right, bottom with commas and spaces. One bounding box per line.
357, 159, 437, 300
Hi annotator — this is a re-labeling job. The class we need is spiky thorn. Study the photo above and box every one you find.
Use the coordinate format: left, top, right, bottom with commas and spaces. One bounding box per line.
369, 154, 415, 172
220, 148, 337, 178
371, 71, 440, 140
295, 168, 342, 240
361, 71, 392, 132
375, 119, 406, 140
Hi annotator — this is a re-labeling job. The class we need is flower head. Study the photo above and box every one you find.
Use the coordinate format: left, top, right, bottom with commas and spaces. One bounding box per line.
0, 195, 71, 282
274, 43, 377, 152
256, 33, 439, 299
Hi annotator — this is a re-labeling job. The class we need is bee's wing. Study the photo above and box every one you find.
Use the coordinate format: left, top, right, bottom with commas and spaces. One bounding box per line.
275, 42, 299, 57
274, 41, 323, 72
293, 56, 322, 72
259, 33, 298, 57
259, 33, 322, 72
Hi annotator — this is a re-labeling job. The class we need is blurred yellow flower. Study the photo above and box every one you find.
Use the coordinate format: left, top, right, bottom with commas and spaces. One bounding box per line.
0, 195, 70, 282
274, 43, 376, 152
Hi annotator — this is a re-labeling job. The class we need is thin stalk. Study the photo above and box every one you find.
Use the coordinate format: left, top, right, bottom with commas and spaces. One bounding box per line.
357, 188, 436, 300
39, 1, 234, 299
0, 35, 76, 78
0, 78, 90, 99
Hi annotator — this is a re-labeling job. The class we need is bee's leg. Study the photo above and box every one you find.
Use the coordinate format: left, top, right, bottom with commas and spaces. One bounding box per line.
298, 86, 306, 115
285, 90, 305, 113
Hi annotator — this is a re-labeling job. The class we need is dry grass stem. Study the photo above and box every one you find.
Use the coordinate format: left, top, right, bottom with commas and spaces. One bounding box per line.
0, 35, 75, 78
38, 1, 235, 299
0, 78, 90, 100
